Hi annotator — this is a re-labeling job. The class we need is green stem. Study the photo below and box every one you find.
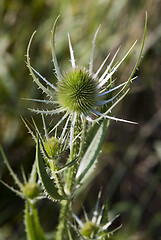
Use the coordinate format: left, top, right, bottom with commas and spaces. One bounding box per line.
55, 200, 70, 240
55, 115, 85, 240
65, 114, 82, 193
25, 200, 46, 240
49, 160, 66, 197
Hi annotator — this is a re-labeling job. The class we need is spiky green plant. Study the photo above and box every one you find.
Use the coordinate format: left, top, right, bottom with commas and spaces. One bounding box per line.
0, 13, 147, 240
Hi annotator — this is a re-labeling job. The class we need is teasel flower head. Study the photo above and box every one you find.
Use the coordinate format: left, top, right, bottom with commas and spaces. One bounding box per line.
26, 15, 147, 135
0, 145, 43, 202
71, 190, 121, 239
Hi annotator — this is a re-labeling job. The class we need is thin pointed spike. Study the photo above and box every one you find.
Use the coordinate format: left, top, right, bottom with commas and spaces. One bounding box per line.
121, 12, 147, 91
29, 159, 37, 183
92, 190, 102, 223
105, 115, 138, 124
98, 47, 120, 84
22, 98, 57, 104
82, 206, 89, 222
72, 131, 82, 145
98, 76, 137, 97
70, 113, 77, 151
98, 79, 116, 94
31, 118, 44, 144
51, 16, 62, 81
48, 112, 69, 135
21, 166, 27, 184
89, 25, 101, 74
99, 12, 147, 97
96, 85, 127, 106
28, 108, 62, 115
102, 214, 120, 231
98, 41, 137, 88
72, 211, 84, 228
21, 117, 37, 142
101, 88, 130, 119
60, 115, 70, 140
0, 146, 23, 190
0, 180, 24, 198
93, 53, 110, 78
98, 83, 126, 97
41, 114, 49, 140
26, 31, 54, 97
96, 204, 105, 225
92, 109, 137, 124
87, 89, 130, 123
68, 33, 76, 69
31, 67, 57, 90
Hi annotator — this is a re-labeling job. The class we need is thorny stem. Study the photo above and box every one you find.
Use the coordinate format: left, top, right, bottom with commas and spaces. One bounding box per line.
55, 200, 70, 240
48, 160, 66, 197
55, 115, 86, 240
25, 199, 46, 240
65, 114, 82, 193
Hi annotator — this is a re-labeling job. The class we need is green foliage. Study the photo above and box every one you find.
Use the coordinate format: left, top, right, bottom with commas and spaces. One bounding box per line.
1, 1, 160, 239
23, 182, 41, 199
36, 139, 67, 201
80, 221, 99, 238
76, 119, 110, 188
24, 203, 46, 240
44, 137, 59, 158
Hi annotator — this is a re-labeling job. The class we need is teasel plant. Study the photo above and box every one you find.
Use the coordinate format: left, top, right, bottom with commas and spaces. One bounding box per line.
0, 13, 147, 240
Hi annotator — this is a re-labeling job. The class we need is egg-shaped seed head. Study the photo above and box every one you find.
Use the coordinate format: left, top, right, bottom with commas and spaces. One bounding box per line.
23, 182, 41, 199
80, 221, 99, 238
57, 68, 98, 114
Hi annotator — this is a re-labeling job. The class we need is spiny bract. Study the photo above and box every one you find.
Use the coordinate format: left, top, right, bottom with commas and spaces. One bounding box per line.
26, 15, 146, 135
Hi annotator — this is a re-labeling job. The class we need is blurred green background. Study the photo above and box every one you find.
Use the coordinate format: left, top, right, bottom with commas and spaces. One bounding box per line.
0, 0, 161, 239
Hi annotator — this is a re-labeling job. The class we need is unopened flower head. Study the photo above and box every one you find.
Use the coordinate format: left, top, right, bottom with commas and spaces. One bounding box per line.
72, 190, 121, 239
57, 67, 98, 115
44, 136, 59, 158
26, 15, 146, 132
23, 182, 41, 199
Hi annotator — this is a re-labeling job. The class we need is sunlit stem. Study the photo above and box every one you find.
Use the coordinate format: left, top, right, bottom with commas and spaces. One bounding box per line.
55, 200, 70, 240
55, 115, 86, 240
48, 160, 66, 197
65, 114, 82, 194
25, 199, 46, 240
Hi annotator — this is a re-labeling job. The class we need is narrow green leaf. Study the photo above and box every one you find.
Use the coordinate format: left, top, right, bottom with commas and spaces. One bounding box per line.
54, 157, 79, 173
27, 32, 55, 98
36, 139, 67, 200
122, 11, 148, 91
21, 165, 27, 184
21, 117, 36, 142
0, 145, 23, 190
29, 159, 37, 184
0, 180, 23, 198
51, 15, 62, 81
76, 119, 110, 186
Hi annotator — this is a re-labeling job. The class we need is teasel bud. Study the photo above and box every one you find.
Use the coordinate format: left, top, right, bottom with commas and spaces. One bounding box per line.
23, 182, 41, 199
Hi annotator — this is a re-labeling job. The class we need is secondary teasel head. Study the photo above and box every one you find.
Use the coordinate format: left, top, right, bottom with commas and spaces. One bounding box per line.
71, 190, 121, 239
